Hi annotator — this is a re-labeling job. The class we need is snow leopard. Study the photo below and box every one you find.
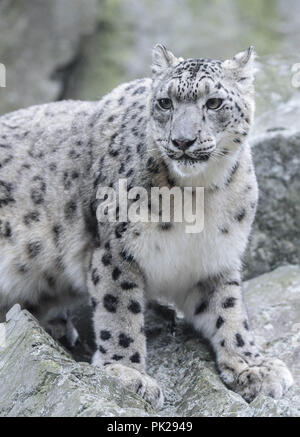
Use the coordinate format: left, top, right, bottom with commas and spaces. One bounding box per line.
0, 44, 293, 409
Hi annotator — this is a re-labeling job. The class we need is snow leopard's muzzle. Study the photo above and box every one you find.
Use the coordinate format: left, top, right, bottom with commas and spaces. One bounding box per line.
165, 137, 216, 163
163, 104, 216, 164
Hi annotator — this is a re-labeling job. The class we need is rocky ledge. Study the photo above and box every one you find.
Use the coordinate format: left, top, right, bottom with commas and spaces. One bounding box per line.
0, 265, 299, 417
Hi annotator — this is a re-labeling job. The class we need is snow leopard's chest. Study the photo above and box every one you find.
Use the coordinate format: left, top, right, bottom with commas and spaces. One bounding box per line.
128, 204, 248, 307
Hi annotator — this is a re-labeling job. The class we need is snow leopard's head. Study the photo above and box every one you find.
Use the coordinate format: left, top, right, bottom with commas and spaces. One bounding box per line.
149, 44, 256, 178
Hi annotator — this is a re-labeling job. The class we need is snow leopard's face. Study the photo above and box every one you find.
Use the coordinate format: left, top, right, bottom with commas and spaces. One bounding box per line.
150, 45, 256, 177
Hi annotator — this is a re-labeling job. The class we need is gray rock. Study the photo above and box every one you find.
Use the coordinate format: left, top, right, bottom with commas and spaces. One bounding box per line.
0, 305, 154, 417
0, 0, 99, 115
245, 97, 300, 278
0, 265, 299, 416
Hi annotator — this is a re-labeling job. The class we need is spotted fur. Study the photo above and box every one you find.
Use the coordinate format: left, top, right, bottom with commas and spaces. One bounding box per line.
0, 45, 293, 409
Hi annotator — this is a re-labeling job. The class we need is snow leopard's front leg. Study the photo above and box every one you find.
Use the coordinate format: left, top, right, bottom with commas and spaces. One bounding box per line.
89, 244, 164, 410
182, 272, 293, 402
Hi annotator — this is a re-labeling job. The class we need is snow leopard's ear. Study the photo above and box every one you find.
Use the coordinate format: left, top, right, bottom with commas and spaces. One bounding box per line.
151, 44, 183, 77
222, 46, 257, 92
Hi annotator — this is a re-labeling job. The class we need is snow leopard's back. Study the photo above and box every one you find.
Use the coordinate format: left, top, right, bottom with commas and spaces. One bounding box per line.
0, 100, 97, 320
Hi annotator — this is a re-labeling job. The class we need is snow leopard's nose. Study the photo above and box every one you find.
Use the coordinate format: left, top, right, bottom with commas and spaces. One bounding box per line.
171, 137, 197, 151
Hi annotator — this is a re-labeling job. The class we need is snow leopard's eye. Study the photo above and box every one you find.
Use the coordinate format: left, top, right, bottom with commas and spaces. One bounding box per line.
206, 98, 223, 110
157, 98, 172, 110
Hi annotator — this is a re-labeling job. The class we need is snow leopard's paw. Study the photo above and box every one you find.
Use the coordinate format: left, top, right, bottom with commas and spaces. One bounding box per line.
219, 357, 293, 403
104, 363, 164, 410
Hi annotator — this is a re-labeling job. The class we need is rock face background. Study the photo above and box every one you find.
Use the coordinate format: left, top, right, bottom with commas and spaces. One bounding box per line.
0, 0, 99, 114
244, 98, 300, 278
0, 0, 300, 417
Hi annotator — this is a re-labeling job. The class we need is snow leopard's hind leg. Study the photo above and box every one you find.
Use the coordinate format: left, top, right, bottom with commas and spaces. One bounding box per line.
43, 310, 79, 348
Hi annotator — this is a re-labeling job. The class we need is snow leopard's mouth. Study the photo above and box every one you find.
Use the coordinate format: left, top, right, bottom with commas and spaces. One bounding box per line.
173, 153, 211, 163
163, 145, 212, 164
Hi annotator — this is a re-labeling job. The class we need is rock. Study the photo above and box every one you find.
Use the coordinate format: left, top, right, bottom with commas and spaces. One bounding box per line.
0, 305, 154, 417
0, 265, 299, 416
245, 96, 300, 278
0, 0, 99, 115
